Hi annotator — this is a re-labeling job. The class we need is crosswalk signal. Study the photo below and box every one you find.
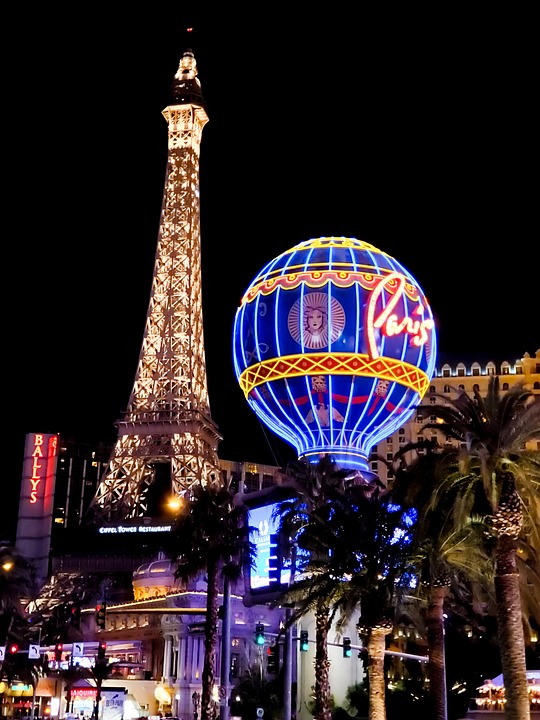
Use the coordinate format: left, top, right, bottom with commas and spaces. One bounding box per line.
97, 640, 107, 661
343, 637, 352, 658
255, 623, 265, 646
300, 630, 309, 652
96, 602, 107, 629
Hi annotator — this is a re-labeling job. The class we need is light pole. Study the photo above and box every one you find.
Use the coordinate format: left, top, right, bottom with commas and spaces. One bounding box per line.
219, 575, 231, 720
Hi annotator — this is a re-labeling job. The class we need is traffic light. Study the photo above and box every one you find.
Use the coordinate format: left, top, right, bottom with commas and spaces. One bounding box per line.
230, 652, 239, 679
255, 623, 265, 645
8, 642, 19, 654
343, 637, 352, 658
267, 644, 279, 673
97, 640, 107, 661
300, 630, 309, 652
70, 600, 81, 628
96, 602, 107, 629
54, 642, 63, 662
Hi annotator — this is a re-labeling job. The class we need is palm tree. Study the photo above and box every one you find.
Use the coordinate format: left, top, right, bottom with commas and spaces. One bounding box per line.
422, 377, 540, 720
275, 458, 415, 720
274, 456, 351, 720
0, 545, 37, 643
389, 445, 495, 720
166, 479, 253, 720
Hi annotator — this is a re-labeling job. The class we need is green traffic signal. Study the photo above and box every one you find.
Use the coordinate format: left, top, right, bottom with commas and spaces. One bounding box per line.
300, 630, 309, 652
255, 623, 265, 645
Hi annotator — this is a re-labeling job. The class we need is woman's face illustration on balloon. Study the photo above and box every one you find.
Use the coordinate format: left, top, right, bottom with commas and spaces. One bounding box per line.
288, 292, 346, 349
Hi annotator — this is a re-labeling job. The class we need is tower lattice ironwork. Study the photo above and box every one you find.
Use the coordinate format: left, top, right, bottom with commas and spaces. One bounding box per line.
92, 49, 222, 520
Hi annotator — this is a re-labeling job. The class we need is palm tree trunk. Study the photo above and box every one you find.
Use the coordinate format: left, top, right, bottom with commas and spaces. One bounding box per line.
201, 559, 219, 720
495, 535, 530, 720
367, 628, 388, 720
426, 585, 448, 720
313, 605, 332, 720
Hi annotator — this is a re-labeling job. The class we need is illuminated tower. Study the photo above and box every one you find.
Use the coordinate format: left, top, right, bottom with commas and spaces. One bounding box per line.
92, 49, 222, 520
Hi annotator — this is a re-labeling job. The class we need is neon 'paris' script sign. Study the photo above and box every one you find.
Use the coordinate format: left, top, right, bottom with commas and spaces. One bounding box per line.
366, 271, 434, 359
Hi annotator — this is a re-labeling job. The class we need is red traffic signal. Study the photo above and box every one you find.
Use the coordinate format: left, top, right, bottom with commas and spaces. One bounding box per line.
54, 642, 63, 662
8, 643, 19, 654
95, 602, 107, 629
97, 640, 107, 661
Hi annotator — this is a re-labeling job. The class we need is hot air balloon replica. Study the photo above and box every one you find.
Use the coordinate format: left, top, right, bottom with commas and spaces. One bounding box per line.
232, 237, 437, 478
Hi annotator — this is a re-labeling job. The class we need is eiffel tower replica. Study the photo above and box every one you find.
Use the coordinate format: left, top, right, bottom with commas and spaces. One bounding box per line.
91, 48, 222, 521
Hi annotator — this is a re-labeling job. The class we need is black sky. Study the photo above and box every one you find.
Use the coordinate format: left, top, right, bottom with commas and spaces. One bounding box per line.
4, 10, 538, 538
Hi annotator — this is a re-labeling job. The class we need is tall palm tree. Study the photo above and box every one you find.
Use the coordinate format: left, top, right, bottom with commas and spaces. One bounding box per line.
389, 445, 495, 720
166, 480, 253, 720
423, 377, 540, 720
276, 458, 415, 720
274, 456, 351, 720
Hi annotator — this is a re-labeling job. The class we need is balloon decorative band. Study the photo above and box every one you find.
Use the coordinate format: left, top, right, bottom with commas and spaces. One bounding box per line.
238, 352, 430, 399
241, 269, 420, 307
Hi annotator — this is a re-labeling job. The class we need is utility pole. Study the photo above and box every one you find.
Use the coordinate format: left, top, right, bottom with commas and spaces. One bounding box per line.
219, 575, 231, 720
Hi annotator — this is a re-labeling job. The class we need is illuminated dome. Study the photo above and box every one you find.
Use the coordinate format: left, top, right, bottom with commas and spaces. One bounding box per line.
132, 556, 179, 600
232, 237, 437, 474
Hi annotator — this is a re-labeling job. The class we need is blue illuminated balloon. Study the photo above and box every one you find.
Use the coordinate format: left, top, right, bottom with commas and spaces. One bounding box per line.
232, 237, 437, 474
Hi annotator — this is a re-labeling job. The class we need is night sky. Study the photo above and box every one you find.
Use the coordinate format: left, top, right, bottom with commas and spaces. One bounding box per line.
4, 10, 537, 539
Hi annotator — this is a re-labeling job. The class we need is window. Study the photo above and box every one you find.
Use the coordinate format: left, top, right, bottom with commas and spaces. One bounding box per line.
416, 412, 424, 422
443, 385, 452, 393
399, 436, 406, 444
430, 385, 436, 393
387, 437, 393, 444
503, 383, 509, 391
386, 453, 393, 462
442, 368, 451, 377
473, 384, 480, 392
471, 363, 481, 376
516, 365, 523, 374
534, 382, 540, 390
430, 396, 436, 404
371, 462, 378, 472
458, 384, 465, 390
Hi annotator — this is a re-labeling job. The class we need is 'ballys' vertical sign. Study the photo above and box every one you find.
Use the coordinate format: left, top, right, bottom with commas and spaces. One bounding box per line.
17, 433, 59, 584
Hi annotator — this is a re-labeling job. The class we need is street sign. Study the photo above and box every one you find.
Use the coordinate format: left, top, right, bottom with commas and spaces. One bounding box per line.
28, 645, 40, 659
256, 709, 264, 718
0, 646, 5, 661
73, 642, 84, 657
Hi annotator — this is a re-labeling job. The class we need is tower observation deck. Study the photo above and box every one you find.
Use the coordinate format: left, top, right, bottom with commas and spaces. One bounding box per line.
91, 49, 222, 520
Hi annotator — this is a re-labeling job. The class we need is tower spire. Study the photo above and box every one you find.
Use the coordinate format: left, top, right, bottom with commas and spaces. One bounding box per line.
91, 49, 222, 521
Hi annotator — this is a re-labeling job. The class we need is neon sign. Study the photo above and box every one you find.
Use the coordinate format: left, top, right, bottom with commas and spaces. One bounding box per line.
27, 434, 58, 505
233, 237, 437, 473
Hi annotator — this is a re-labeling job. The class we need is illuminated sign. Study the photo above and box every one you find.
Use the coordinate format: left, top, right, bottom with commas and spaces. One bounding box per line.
98, 524, 172, 534
233, 237, 437, 473
26, 434, 58, 505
